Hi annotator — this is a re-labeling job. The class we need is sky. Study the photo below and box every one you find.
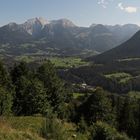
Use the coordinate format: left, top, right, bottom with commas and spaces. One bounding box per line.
0, 0, 140, 27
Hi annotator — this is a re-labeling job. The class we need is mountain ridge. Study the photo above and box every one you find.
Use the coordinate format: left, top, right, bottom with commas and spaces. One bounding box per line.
88, 30, 140, 63
0, 17, 140, 57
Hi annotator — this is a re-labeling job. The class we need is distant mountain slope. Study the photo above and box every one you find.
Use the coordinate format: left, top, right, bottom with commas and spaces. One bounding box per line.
87, 24, 117, 52
89, 30, 140, 63
0, 17, 139, 57
105, 24, 140, 43
0, 23, 32, 44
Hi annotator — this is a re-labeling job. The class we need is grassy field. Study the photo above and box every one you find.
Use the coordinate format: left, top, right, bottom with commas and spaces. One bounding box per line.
73, 93, 87, 99
15, 56, 36, 63
49, 57, 89, 68
105, 72, 132, 83
15, 56, 90, 68
0, 116, 88, 140
0, 116, 45, 140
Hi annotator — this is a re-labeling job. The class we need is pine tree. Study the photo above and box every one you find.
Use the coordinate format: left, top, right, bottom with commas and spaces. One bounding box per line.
37, 61, 66, 114
79, 88, 115, 125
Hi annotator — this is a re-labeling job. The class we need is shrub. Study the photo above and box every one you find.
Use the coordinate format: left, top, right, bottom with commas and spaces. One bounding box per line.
89, 121, 133, 140
0, 86, 13, 116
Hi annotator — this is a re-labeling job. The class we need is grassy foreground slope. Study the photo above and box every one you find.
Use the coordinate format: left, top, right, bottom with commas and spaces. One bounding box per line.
0, 116, 88, 140
0, 117, 45, 140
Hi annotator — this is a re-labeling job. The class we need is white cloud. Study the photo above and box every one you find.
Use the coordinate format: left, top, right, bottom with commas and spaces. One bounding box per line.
118, 3, 124, 10
98, 0, 107, 8
125, 7, 137, 13
98, 0, 113, 8
118, 3, 137, 13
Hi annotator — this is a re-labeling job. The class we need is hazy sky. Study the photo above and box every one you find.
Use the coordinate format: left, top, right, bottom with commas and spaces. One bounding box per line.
0, 0, 140, 27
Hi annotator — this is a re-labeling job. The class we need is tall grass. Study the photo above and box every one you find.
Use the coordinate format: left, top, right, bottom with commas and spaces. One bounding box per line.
0, 116, 45, 140
41, 115, 88, 140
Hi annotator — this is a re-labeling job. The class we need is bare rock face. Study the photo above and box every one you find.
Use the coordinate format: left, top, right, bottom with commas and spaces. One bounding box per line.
21, 17, 49, 36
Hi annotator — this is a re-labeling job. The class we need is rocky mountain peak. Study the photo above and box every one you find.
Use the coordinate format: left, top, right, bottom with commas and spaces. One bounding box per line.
21, 17, 49, 35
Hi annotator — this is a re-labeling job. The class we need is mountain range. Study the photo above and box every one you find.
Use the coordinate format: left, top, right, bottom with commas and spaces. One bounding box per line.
0, 17, 140, 57
88, 30, 140, 63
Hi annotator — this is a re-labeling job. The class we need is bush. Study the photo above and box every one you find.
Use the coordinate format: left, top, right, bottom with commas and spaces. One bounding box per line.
89, 121, 133, 140
0, 86, 13, 116
41, 111, 67, 140
78, 88, 116, 125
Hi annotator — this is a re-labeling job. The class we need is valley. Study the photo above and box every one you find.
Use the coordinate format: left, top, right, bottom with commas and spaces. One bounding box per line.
1, 16, 140, 140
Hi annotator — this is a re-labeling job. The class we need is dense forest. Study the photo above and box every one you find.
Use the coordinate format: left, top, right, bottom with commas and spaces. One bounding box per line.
0, 60, 140, 140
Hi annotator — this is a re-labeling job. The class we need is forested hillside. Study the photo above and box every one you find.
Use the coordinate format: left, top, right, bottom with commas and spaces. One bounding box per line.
0, 60, 140, 140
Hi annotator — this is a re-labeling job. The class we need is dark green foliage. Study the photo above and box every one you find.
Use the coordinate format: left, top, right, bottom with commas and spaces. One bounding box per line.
11, 62, 29, 84
0, 86, 13, 115
1, 59, 140, 139
0, 61, 9, 86
17, 78, 50, 115
0, 61, 13, 116
89, 121, 132, 140
107, 94, 140, 139
117, 97, 139, 139
25, 79, 50, 115
10, 61, 68, 117
11, 62, 31, 115
12, 76, 30, 115
79, 88, 115, 125
0, 61, 14, 93
37, 61, 67, 116
76, 88, 140, 139
67, 65, 133, 94
77, 116, 88, 133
